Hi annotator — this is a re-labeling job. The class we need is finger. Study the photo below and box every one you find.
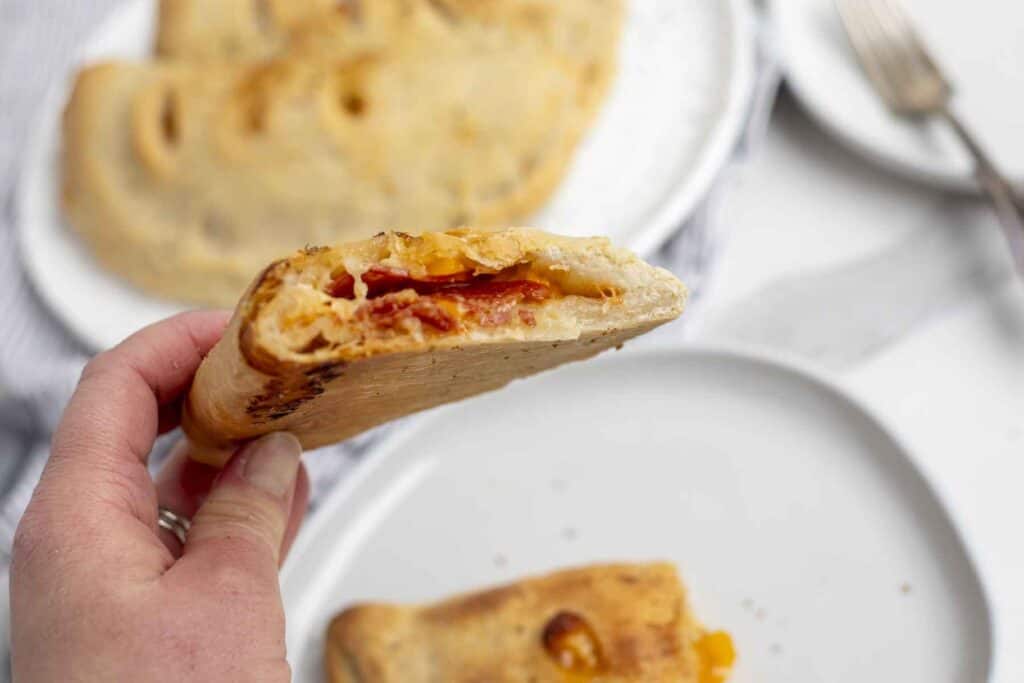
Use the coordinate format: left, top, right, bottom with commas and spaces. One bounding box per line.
280, 465, 311, 564
154, 440, 221, 556
154, 439, 309, 561
41, 311, 230, 527
20, 312, 230, 578
171, 433, 302, 590
157, 397, 186, 435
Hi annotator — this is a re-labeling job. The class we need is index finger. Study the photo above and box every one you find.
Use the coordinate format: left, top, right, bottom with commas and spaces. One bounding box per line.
40, 311, 231, 524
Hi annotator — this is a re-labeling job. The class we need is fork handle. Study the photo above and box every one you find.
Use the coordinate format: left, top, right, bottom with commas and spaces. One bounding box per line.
941, 109, 1024, 278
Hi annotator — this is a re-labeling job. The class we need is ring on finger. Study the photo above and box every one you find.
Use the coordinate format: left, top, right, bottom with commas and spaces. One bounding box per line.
157, 506, 192, 546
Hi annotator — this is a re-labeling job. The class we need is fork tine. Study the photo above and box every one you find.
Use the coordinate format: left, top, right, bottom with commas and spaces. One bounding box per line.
876, 0, 950, 89
870, 0, 953, 108
836, 0, 901, 104
839, 0, 913, 104
835, 0, 951, 113
863, 0, 920, 91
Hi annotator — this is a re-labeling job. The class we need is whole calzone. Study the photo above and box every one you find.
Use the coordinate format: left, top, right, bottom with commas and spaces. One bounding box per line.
63, 0, 624, 306
182, 228, 686, 466
326, 563, 736, 683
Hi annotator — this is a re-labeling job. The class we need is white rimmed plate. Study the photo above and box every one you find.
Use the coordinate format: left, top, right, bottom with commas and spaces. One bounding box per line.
16, 0, 756, 350
280, 347, 993, 682
775, 0, 1024, 191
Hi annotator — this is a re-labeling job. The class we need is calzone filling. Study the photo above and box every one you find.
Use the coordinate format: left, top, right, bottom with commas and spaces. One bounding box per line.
245, 245, 622, 364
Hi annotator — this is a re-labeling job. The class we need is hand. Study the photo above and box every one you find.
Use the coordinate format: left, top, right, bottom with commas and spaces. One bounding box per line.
11, 312, 310, 682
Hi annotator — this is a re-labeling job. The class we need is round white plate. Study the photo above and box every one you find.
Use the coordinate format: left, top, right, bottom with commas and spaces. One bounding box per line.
775, 0, 1024, 190
17, 0, 756, 351
281, 348, 992, 683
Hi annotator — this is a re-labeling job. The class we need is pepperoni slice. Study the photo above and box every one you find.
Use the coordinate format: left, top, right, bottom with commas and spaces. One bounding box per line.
326, 266, 476, 300
436, 279, 550, 303
356, 295, 456, 332
363, 267, 475, 297
332, 266, 551, 333
325, 273, 357, 298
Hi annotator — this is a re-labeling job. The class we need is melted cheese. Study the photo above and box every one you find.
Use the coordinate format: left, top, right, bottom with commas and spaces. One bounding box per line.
695, 631, 736, 683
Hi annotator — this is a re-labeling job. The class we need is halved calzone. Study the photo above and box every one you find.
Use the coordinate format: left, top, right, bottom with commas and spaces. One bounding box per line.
326, 563, 735, 683
182, 228, 686, 465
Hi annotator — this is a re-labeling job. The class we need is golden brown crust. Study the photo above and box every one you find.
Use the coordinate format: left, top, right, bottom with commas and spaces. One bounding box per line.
325, 563, 708, 683
157, 0, 623, 88
181, 228, 686, 465
64, 0, 623, 305
156, 0, 341, 60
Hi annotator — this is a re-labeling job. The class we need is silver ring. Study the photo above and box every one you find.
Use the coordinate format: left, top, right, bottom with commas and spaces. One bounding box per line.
157, 507, 192, 546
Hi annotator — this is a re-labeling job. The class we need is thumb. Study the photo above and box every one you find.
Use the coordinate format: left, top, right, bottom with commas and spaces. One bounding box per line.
176, 433, 303, 587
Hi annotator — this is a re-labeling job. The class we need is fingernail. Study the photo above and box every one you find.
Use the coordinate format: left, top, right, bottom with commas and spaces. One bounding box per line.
242, 433, 302, 497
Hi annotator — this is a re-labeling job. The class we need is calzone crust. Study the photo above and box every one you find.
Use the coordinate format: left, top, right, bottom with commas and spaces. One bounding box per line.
325, 563, 735, 683
182, 228, 686, 465
67, 0, 624, 306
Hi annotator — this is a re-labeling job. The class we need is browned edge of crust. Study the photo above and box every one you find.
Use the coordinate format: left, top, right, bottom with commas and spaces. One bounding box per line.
322, 562, 692, 681
237, 258, 295, 376
154, 0, 177, 55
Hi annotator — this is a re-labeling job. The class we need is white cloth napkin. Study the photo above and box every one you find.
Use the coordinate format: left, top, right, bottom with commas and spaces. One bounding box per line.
0, 1, 778, 675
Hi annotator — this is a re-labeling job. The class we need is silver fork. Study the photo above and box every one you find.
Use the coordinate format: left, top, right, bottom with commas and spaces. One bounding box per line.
836, 0, 1024, 277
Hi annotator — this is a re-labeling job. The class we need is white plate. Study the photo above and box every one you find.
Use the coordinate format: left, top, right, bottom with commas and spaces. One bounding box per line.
281, 347, 992, 683
16, 0, 756, 351
775, 0, 1024, 190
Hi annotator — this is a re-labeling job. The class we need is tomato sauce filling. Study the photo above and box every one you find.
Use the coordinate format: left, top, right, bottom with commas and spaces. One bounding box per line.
325, 266, 552, 333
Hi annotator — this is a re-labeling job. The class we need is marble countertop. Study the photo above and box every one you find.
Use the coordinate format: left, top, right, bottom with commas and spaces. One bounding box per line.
701, 94, 1024, 682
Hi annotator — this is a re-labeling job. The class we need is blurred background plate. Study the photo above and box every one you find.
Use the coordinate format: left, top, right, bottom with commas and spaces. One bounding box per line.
775, 0, 1024, 190
16, 0, 756, 351
280, 348, 992, 683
